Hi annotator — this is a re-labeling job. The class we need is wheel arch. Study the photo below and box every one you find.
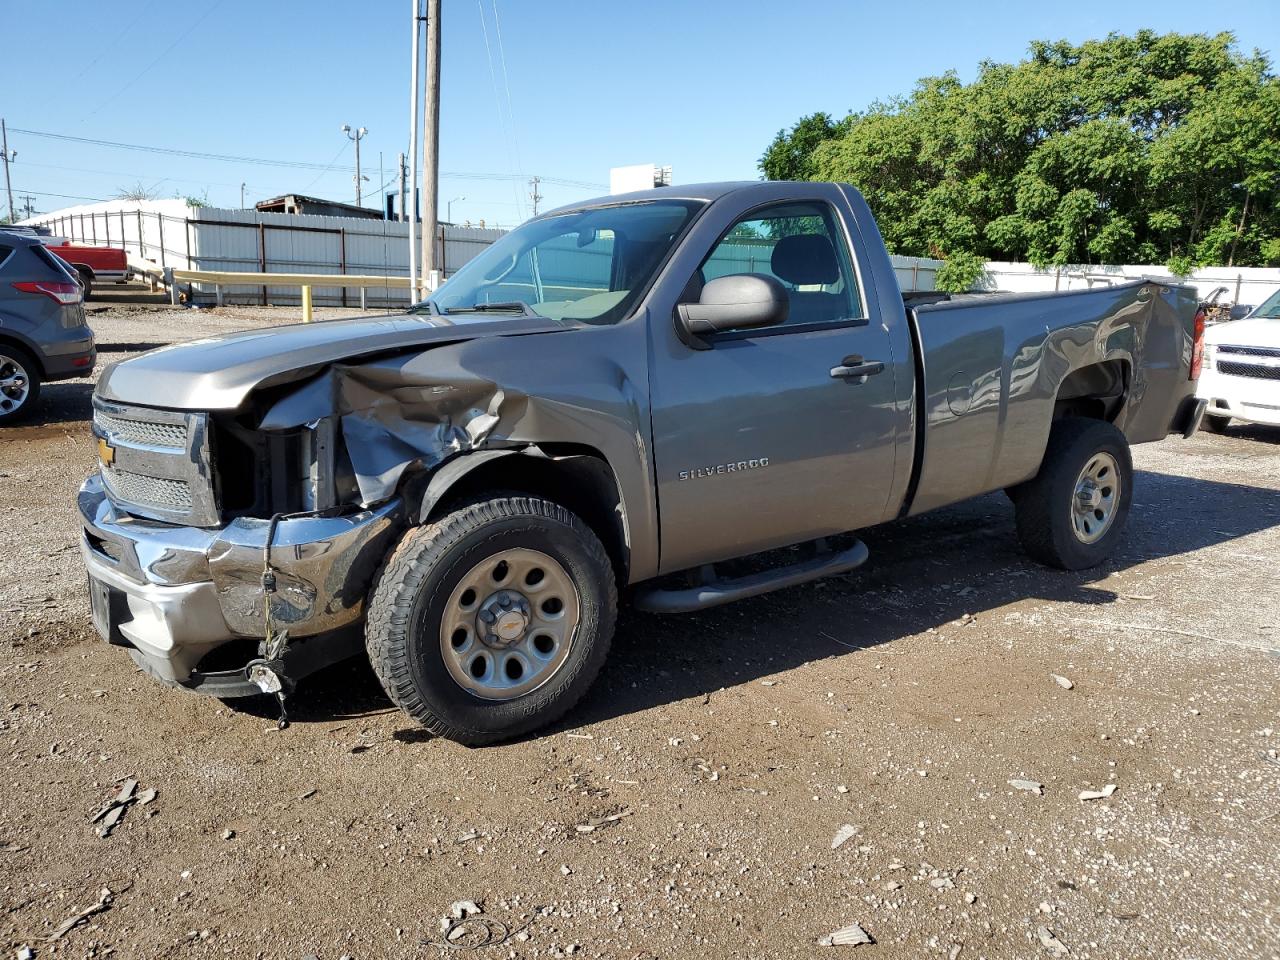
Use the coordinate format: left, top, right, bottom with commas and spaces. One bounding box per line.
1053, 357, 1131, 423
0, 332, 45, 377
410, 445, 631, 586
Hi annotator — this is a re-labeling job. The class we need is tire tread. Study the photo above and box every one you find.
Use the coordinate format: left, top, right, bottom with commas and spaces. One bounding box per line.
365, 495, 616, 745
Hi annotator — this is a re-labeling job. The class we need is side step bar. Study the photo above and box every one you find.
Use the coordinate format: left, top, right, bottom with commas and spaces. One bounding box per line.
634, 539, 869, 614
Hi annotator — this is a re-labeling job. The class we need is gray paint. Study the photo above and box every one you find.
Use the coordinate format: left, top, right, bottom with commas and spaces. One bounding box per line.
89, 180, 1198, 602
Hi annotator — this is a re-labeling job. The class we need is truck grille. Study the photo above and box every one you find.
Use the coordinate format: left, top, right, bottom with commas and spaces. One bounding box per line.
1217, 361, 1280, 381
93, 411, 187, 449
1216, 344, 1280, 381
101, 469, 193, 511
92, 398, 218, 526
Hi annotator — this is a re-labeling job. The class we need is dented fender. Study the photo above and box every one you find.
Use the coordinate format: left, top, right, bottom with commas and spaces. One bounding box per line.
249, 317, 659, 582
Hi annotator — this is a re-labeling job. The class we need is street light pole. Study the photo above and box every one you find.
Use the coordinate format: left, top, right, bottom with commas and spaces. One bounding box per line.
407, 0, 422, 298
342, 124, 369, 205
447, 196, 465, 223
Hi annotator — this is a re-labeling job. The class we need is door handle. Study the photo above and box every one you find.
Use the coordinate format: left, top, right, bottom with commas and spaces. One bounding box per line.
830, 356, 885, 381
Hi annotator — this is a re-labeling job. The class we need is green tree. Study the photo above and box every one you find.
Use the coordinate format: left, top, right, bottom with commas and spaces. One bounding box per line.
760, 112, 852, 181
764, 31, 1280, 272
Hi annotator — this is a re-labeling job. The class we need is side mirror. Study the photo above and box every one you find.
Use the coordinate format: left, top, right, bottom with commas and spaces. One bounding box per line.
677, 274, 789, 341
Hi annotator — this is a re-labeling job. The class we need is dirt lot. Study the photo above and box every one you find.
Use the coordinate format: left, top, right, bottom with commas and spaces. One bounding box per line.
1, 297, 1278, 960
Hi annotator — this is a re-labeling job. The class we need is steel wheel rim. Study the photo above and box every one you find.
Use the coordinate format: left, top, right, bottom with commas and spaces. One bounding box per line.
1071, 451, 1120, 544
0, 354, 30, 414
439, 547, 580, 701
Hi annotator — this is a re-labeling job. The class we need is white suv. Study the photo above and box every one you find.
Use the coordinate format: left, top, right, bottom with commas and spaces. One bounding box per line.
1198, 288, 1280, 433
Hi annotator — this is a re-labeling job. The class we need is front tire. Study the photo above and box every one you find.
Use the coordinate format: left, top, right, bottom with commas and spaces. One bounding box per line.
0, 346, 42, 423
1014, 419, 1133, 570
365, 496, 616, 745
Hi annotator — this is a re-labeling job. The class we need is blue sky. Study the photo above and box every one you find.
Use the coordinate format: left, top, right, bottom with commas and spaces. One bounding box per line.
5, 0, 1278, 227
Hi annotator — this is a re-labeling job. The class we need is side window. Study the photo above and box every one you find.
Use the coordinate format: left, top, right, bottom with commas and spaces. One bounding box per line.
0, 243, 13, 272
693, 201, 862, 330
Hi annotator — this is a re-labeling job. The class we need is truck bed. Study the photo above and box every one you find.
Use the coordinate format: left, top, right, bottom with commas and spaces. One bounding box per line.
903, 279, 1199, 516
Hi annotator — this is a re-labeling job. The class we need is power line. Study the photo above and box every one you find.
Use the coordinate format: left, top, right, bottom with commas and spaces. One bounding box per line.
12, 127, 345, 171
82, 0, 225, 121
14, 189, 109, 203
9, 127, 607, 189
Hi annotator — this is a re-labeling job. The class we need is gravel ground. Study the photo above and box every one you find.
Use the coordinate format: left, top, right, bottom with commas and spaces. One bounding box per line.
1, 295, 1278, 960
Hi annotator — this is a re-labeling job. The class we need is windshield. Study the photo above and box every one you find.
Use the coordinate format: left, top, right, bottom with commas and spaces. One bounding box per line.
1251, 288, 1280, 319
416, 200, 703, 325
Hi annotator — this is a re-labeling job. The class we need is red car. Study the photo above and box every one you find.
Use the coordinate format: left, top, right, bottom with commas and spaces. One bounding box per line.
44, 241, 128, 299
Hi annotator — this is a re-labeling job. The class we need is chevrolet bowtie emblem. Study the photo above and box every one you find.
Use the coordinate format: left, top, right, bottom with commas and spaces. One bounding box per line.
97, 436, 115, 467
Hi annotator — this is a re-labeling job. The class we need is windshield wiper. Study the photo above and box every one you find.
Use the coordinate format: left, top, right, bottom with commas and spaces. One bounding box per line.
443, 300, 537, 317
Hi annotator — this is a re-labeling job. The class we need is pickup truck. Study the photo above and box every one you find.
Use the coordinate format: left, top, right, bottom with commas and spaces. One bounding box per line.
44, 241, 129, 299
80, 181, 1207, 743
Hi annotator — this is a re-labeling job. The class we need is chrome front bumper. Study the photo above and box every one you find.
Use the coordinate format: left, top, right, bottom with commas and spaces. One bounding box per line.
78, 473, 403, 686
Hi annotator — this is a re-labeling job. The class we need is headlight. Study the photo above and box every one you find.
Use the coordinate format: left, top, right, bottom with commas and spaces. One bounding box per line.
1202, 343, 1214, 365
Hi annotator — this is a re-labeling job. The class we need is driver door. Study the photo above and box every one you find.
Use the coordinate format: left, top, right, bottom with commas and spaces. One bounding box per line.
648, 198, 900, 573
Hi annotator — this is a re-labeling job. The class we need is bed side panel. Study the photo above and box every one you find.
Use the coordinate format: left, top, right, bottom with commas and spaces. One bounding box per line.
908, 284, 1152, 516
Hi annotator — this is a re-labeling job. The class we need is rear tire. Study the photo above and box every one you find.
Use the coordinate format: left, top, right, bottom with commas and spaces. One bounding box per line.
1014, 418, 1133, 570
0, 346, 42, 424
76, 268, 93, 301
365, 495, 616, 746
1202, 413, 1231, 434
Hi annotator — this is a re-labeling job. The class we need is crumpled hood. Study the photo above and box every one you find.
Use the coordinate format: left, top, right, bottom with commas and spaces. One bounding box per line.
96, 312, 572, 410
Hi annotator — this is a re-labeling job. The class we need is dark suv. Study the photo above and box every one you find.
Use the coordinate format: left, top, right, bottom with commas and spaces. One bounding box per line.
0, 232, 96, 422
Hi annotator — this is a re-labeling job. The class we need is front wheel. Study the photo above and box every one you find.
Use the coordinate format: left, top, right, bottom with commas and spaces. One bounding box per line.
365, 496, 616, 745
1014, 419, 1133, 570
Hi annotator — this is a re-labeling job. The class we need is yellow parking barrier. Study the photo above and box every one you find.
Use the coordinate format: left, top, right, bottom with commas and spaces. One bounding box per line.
301, 285, 313, 323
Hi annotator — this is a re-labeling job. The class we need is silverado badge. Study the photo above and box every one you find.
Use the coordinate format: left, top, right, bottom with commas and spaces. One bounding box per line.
678, 457, 769, 481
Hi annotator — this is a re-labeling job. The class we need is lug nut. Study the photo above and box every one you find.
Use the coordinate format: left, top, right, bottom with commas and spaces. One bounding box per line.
499, 595, 512, 608
480, 610, 496, 624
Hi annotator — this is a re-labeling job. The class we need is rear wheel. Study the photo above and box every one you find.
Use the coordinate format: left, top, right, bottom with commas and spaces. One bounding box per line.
1014, 418, 1133, 570
365, 495, 616, 745
0, 347, 41, 423
1202, 413, 1231, 434
76, 268, 93, 301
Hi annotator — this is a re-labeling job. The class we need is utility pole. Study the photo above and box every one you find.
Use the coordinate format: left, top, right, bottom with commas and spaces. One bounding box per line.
240, 182, 246, 209
18, 194, 36, 220
397, 152, 408, 222
342, 124, 369, 205
1, 119, 15, 223
421, 0, 441, 292
407, 0, 422, 298
529, 177, 542, 217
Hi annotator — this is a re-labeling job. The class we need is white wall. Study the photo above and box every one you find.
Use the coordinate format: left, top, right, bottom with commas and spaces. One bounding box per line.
974, 261, 1280, 308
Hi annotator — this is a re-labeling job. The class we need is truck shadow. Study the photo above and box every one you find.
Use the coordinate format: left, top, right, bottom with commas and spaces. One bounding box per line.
289, 469, 1280, 736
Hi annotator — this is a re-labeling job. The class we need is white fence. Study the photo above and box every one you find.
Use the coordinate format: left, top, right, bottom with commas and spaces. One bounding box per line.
25, 198, 505, 307
975, 261, 1280, 308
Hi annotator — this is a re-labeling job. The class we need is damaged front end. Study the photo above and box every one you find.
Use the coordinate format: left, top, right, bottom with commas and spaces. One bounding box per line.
80, 313, 603, 700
